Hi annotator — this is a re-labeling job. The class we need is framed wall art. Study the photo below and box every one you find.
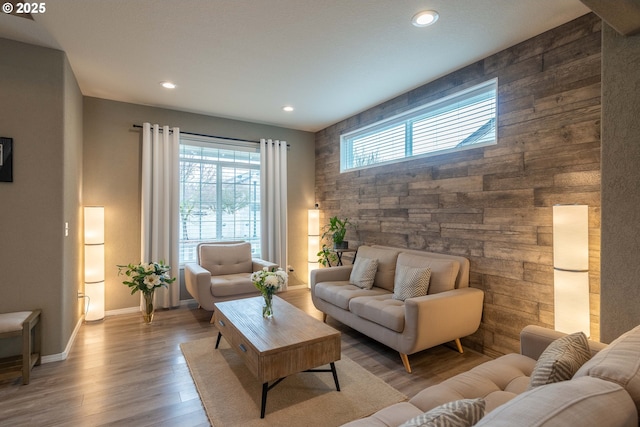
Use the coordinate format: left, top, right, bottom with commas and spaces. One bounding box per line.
0, 137, 13, 182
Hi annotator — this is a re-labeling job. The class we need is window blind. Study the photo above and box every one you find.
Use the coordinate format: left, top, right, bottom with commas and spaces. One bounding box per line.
340, 79, 497, 172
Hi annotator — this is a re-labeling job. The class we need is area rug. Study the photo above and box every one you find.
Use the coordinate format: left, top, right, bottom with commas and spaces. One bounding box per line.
180, 337, 407, 427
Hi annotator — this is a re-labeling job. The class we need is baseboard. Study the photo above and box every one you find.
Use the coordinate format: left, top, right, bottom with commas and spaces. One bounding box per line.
105, 298, 197, 317
41, 315, 83, 364
105, 306, 140, 316
286, 284, 308, 291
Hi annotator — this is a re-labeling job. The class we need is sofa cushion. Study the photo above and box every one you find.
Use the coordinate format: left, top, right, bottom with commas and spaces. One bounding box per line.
349, 256, 378, 289
349, 295, 405, 332
409, 353, 535, 414
475, 376, 638, 427
199, 242, 253, 275
340, 402, 426, 427
209, 273, 258, 297
357, 246, 400, 292
528, 331, 591, 389
574, 324, 640, 413
399, 398, 485, 427
314, 281, 389, 310
393, 265, 431, 301
396, 253, 459, 295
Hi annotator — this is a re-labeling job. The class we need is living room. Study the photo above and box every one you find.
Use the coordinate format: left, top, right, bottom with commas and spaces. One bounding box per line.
1, 1, 640, 425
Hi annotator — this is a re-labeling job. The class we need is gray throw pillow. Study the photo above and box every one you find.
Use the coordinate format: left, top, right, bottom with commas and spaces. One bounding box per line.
399, 398, 486, 427
349, 257, 378, 289
528, 331, 591, 389
393, 265, 431, 301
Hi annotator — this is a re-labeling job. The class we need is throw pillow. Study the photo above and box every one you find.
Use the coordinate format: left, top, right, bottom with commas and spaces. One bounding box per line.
528, 331, 591, 389
393, 265, 431, 301
573, 324, 640, 412
399, 398, 486, 427
349, 257, 378, 289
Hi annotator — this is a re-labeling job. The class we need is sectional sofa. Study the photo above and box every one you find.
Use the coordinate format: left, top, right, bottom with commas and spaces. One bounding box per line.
343, 324, 640, 427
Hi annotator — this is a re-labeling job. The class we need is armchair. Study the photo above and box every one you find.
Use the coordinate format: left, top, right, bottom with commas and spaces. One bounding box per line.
184, 241, 277, 311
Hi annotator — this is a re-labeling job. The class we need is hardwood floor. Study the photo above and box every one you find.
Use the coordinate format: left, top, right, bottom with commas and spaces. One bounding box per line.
0, 289, 492, 426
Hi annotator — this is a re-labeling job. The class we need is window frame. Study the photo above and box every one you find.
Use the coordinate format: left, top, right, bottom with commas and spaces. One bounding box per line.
340, 78, 498, 172
179, 135, 261, 266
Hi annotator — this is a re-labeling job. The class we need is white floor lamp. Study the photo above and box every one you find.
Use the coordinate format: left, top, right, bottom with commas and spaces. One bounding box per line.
308, 206, 320, 287
84, 206, 105, 321
553, 204, 590, 335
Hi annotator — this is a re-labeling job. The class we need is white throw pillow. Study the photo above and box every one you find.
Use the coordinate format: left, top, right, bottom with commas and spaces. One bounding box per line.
393, 265, 431, 301
349, 257, 378, 289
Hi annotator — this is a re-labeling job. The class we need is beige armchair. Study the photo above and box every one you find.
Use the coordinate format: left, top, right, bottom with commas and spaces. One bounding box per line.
184, 241, 277, 312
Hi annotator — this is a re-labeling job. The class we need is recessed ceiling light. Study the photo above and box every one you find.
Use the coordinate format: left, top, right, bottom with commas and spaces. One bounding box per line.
412, 10, 439, 27
161, 81, 176, 89
282, 106, 294, 112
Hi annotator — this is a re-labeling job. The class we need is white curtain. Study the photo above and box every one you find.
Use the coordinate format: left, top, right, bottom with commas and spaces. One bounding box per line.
141, 123, 180, 308
260, 139, 288, 289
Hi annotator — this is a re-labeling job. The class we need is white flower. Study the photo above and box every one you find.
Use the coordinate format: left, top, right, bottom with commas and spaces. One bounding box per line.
265, 275, 279, 286
143, 263, 155, 272
275, 270, 288, 281
144, 273, 160, 288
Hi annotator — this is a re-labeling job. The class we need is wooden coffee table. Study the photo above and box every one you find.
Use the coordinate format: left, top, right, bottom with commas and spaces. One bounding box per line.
212, 295, 341, 418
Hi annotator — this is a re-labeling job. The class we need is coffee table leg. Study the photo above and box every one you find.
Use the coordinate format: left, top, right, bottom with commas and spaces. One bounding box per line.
215, 332, 222, 349
261, 382, 268, 418
330, 362, 340, 391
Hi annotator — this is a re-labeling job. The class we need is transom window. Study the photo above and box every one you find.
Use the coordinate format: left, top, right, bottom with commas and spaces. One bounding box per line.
179, 137, 261, 264
340, 79, 497, 172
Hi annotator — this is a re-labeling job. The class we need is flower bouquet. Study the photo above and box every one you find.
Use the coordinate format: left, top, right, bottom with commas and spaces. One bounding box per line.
118, 261, 176, 323
251, 267, 288, 318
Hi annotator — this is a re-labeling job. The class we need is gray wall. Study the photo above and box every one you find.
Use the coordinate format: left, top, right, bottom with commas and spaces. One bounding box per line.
600, 24, 640, 342
83, 97, 315, 311
0, 38, 83, 356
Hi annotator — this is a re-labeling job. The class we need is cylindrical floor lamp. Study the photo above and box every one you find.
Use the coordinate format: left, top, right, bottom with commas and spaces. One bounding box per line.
308, 206, 320, 286
553, 204, 589, 335
84, 206, 105, 321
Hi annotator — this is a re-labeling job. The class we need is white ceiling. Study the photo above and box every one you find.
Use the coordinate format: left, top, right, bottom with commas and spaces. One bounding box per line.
0, 1, 591, 132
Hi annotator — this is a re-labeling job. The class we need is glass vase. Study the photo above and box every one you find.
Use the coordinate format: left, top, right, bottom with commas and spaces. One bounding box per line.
142, 291, 155, 324
262, 292, 274, 319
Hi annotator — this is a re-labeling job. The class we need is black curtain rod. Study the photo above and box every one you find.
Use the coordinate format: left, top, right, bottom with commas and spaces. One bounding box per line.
132, 124, 260, 144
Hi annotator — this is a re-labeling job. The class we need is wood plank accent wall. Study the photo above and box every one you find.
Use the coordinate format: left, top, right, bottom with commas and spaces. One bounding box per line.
314, 13, 602, 357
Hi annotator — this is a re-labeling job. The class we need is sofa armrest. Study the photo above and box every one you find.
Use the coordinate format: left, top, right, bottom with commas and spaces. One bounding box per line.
184, 263, 213, 308
310, 266, 353, 289
252, 259, 278, 271
403, 287, 484, 353
520, 325, 607, 360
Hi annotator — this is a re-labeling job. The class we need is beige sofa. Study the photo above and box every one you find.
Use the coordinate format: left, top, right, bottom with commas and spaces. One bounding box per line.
310, 245, 484, 373
184, 241, 277, 311
343, 324, 640, 426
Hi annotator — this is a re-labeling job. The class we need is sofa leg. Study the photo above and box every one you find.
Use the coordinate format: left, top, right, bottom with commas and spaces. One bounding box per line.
399, 353, 412, 373
322, 313, 327, 323
455, 338, 464, 353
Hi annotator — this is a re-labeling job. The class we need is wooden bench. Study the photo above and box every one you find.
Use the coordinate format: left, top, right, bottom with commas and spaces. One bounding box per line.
0, 310, 42, 384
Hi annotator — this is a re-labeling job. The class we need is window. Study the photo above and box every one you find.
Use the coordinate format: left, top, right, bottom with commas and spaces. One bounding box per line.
179, 136, 261, 264
340, 79, 497, 172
